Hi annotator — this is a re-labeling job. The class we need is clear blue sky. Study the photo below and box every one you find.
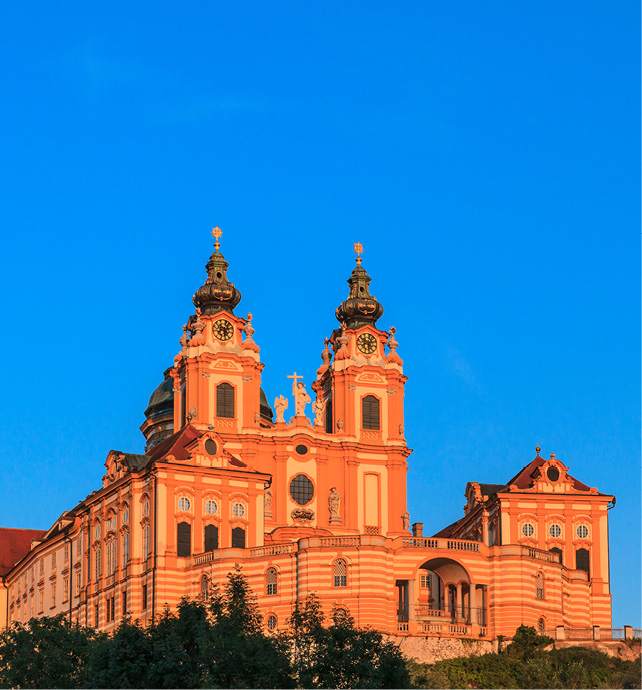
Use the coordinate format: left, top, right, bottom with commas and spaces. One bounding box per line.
0, 2, 639, 627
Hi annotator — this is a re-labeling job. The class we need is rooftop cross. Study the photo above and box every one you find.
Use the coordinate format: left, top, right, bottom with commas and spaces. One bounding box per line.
212, 226, 222, 252
353, 241, 363, 266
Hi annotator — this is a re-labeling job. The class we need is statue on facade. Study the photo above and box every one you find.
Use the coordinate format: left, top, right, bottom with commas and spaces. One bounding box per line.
287, 373, 311, 416
264, 488, 273, 519
313, 399, 325, 428
274, 395, 288, 423
329, 487, 341, 524
401, 511, 410, 531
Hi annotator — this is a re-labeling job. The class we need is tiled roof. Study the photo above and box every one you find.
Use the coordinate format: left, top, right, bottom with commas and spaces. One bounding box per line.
0, 527, 46, 577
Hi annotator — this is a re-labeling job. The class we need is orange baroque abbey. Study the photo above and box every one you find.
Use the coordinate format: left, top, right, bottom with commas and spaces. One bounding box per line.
1, 230, 615, 639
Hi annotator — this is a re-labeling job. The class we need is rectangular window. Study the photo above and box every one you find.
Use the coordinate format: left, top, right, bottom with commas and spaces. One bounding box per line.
50, 582, 56, 608
75, 572, 81, 596
64, 544, 70, 561
95, 604, 99, 627
51, 552, 57, 569
39, 559, 44, 575
122, 591, 127, 615
177, 522, 192, 558
38, 587, 44, 613
216, 383, 235, 418
204, 524, 219, 552
63, 578, 69, 602
361, 395, 380, 430
95, 549, 101, 578
142, 584, 148, 610
143, 525, 150, 560
420, 574, 431, 589
231, 527, 246, 549
77, 537, 82, 555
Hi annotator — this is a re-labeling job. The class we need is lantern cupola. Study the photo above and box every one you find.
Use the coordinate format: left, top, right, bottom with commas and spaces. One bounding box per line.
193, 227, 242, 315
335, 242, 384, 329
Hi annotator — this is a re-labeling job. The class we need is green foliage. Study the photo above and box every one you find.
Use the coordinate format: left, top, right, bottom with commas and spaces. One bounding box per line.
0, 616, 101, 689
406, 628, 642, 689
288, 594, 411, 688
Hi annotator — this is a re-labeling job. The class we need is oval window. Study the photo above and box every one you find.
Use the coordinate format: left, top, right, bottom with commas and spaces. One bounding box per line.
547, 466, 560, 482
178, 497, 191, 512
232, 502, 246, 518
204, 439, 218, 455
205, 500, 218, 515
521, 523, 535, 537
289, 475, 314, 505
295, 444, 309, 455
576, 525, 589, 539
267, 614, 277, 631
549, 524, 562, 538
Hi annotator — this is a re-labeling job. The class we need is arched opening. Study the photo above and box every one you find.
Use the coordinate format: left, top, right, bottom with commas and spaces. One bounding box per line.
266, 567, 278, 596
398, 557, 486, 628
576, 548, 590, 578
177, 522, 191, 557
231, 527, 246, 549
204, 524, 219, 552
200, 574, 209, 600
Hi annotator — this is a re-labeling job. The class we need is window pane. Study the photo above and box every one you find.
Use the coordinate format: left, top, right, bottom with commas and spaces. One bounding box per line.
177, 522, 192, 557
362, 396, 380, 430
217, 383, 235, 418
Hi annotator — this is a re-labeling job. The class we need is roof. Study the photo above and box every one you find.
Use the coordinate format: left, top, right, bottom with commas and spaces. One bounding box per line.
112, 424, 248, 471
0, 528, 46, 577
432, 517, 464, 538
504, 455, 592, 492
478, 483, 506, 496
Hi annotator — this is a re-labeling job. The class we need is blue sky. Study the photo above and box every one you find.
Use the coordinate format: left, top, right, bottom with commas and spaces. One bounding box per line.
0, 2, 639, 627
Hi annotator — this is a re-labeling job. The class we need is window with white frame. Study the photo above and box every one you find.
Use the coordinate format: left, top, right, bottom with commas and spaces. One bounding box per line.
521, 522, 535, 538
178, 497, 192, 512
205, 500, 218, 515
143, 525, 150, 559
232, 502, 246, 518
576, 524, 589, 539
95, 548, 101, 578
549, 524, 562, 538
122, 532, 129, 568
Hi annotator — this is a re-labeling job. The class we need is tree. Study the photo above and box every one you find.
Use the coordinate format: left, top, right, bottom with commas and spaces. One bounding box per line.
0, 616, 100, 689
288, 595, 410, 689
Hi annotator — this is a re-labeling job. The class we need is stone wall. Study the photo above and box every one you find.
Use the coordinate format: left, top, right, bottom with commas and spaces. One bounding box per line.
386, 635, 495, 664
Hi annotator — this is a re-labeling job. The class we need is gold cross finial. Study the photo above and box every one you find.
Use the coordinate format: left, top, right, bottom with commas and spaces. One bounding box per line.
353, 242, 363, 266
212, 226, 222, 251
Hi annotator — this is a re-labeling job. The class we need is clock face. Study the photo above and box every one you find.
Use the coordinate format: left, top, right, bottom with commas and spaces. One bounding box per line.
357, 332, 377, 355
212, 319, 234, 342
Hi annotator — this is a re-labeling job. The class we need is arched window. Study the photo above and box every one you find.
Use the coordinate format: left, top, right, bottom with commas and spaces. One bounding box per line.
204, 524, 219, 552
143, 525, 150, 559
231, 527, 246, 549
362, 395, 380, 430
216, 383, 235, 418
538, 617, 546, 632
333, 558, 347, 587
576, 548, 590, 578
95, 548, 101, 578
122, 532, 129, 568
266, 567, 278, 596
200, 574, 209, 601
549, 547, 563, 565
536, 572, 544, 600
177, 522, 191, 558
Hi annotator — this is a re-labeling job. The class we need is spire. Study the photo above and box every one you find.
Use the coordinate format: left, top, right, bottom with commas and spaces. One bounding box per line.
193, 227, 242, 315
335, 243, 384, 329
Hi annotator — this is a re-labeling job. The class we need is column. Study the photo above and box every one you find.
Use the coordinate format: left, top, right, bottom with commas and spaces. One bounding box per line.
469, 583, 477, 624
456, 583, 462, 620
408, 579, 416, 621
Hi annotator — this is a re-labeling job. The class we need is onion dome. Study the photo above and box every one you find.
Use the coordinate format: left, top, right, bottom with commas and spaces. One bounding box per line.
335, 242, 384, 329
192, 227, 241, 315
144, 368, 174, 421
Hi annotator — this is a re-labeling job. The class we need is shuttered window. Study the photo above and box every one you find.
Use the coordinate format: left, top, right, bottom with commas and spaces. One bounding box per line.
177, 522, 191, 558
362, 395, 380, 430
216, 383, 235, 418
333, 558, 347, 587
549, 547, 563, 565
266, 567, 278, 596
204, 524, 219, 552
576, 548, 590, 578
231, 527, 245, 549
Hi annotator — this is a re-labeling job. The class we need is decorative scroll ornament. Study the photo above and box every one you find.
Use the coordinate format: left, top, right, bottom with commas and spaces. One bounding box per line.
291, 507, 314, 522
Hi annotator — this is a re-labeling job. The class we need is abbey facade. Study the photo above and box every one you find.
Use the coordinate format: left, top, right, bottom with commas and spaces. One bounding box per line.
1, 231, 614, 639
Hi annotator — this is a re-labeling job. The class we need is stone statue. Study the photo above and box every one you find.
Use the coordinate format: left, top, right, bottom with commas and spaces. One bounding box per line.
264, 488, 273, 519
329, 487, 341, 524
313, 399, 325, 427
337, 417, 344, 431
286, 373, 312, 416
401, 511, 410, 531
274, 395, 288, 423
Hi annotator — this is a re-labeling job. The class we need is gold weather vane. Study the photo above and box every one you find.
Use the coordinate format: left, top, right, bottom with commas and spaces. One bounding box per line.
212, 226, 222, 252
353, 241, 363, 266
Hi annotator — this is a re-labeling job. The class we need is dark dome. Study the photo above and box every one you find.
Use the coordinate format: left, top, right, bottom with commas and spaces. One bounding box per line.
260, 387, 274, 422
335, 264, 383, 329
144, 369, 174, 420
